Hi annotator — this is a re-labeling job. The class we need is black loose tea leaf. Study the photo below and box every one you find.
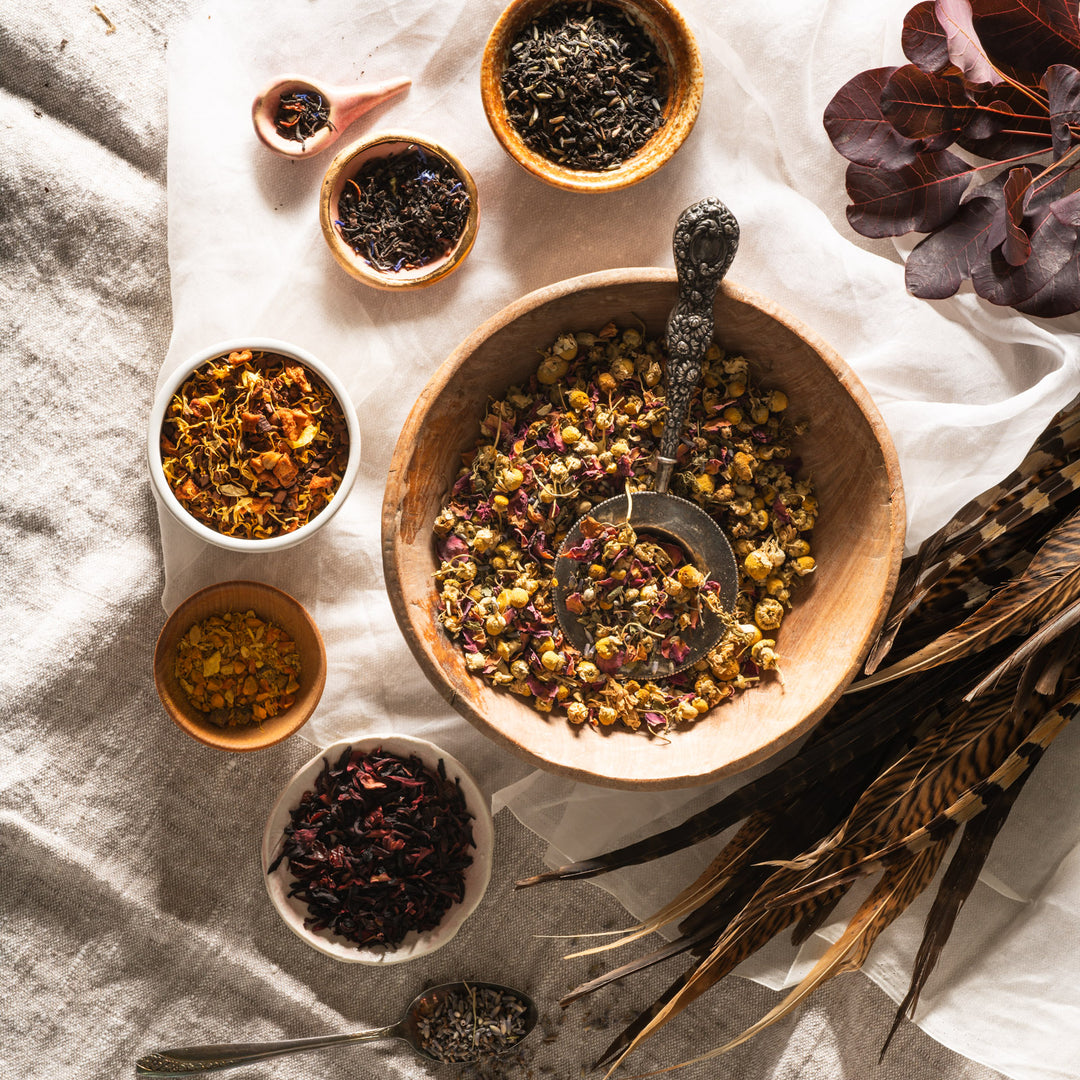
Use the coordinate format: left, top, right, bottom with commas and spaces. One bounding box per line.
335, 146, 470, 272
500, 1, 668, 171
274, 91, 333, 143
268, 747, 475, 948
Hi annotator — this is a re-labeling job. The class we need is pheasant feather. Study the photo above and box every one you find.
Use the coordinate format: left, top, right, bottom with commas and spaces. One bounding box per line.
861, 506, 1080, 689
869, 452, 1080, 671
764, 695, 1077, 912
615, 846, 948, 1078
519, 399, 1080, 1074
878, 771, 1035, 1059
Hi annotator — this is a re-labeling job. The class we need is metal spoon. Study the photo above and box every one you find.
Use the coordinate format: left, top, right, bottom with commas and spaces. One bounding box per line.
553, 199, 741, 680
134, 981, 538, 1075
251, 74, 411, 158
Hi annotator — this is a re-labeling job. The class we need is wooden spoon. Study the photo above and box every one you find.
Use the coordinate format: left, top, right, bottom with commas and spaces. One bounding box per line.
252, 73, 411, 158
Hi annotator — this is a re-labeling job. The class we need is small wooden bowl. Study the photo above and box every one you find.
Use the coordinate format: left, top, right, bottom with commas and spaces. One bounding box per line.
382, 269, 905, 790
154, 581, 327, 752
319, 132, 480, 290
480, 0, 704, 193
262, 735, 494, 964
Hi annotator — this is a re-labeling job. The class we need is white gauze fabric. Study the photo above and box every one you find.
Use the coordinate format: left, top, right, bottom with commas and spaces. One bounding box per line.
163, 3, 1080, 1078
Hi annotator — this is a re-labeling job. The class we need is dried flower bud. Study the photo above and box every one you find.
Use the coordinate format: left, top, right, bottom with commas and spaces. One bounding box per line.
677, 700, 699, 721
472, 528, 497, 553
677, 565, 705, 589
577, 660, 602, 683
744, 550, 771, 581
497, 467, 524, 492
566, 702, 588, 724
751, 639, 780, 668
541, 649, 566, 672
595, 636, 620, 660
538, 356, 570, 384
552, 333, 578, 360
755, 598, 784, 630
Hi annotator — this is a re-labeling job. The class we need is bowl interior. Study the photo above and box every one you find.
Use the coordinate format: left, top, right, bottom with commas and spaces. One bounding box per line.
480, 0, 703, 192
154, 580, 327, 751
383, 270, 904, 789
320, 135, 479, 288
261, 735, 494, 964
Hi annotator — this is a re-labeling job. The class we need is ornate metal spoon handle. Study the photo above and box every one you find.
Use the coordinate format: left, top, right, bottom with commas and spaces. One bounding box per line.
658, 198, 739, 493
135, 1025, 400, 1075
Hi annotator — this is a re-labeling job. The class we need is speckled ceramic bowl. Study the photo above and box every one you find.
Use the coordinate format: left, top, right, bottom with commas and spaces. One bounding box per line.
262, 735, 494, 964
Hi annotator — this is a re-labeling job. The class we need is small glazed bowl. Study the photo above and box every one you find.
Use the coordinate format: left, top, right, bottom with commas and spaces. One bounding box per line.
382, 269, 905, 790
480, 0, 704, 193
261, 735, 494, 964
148, 337, 361, 553
319, 132, 480, 290
252, 74, 411, 159
154, 580, 327, 752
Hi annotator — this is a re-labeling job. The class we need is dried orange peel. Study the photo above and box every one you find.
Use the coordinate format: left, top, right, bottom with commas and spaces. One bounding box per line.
174, 610, 301, 727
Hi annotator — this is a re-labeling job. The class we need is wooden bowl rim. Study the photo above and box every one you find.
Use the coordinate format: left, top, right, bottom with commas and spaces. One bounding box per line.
153, 580, 327, 752
318, 131, 480, 290
382, 268, 905, 788
480, 0, 704, 193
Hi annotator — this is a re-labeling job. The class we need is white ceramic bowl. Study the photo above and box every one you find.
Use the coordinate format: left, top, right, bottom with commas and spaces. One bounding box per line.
261, 735, 494, 964
148, 338, 361, 553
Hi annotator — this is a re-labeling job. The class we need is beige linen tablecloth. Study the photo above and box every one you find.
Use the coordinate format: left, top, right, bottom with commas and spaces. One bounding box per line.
0, 1, 1063, 1078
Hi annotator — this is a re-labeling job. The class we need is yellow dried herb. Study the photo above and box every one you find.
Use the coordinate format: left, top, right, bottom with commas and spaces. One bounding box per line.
174, 610, 301, 727
160, 349, 350, 539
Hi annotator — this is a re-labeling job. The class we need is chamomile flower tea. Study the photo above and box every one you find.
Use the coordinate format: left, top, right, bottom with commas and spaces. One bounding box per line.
433, 323, 817, 734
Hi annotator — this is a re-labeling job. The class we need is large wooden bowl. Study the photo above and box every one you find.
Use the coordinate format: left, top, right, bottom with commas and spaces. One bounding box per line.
383, 270, 904, 789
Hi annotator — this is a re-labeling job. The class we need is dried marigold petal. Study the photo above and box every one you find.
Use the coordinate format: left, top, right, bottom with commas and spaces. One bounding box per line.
159, 349, 348, 539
